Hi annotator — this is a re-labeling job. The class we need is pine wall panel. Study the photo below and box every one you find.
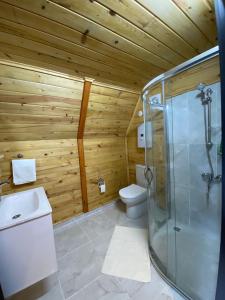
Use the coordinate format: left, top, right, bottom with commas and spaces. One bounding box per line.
0, 62, 84, 223
83, 83, 139, 209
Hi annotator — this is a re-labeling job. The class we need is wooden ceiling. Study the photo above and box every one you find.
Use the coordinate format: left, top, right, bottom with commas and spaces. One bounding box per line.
0, 0, 217, 90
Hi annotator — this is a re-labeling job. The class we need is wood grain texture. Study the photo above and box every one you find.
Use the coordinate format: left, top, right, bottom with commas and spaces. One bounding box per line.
0, 63, 83, 141
77, 138, 88, 213
77, 79, 93, 212
0, 0, 217, 89
82, 83, 138, 209
97, 0, 197, 59
0, 61, 140, 223
137, 0, 214, 51
77, 80, 93, 139
172, 0, 217, 44
164, 56, 220, 97
0, 139, 83, 223
126, 98, 145, 183
85, 83, 139, 137
84, 137, 128, 210
0, 62, 84, 223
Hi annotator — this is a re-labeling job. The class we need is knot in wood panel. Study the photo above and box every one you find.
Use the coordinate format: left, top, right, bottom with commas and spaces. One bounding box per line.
81, 29, 90, 44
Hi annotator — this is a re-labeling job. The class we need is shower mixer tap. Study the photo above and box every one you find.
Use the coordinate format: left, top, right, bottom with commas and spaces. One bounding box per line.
201, 173, 221, 184
201, 172, 213, 184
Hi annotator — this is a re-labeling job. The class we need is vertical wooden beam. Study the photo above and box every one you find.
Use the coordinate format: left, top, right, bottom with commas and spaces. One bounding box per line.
77, 139, 88, 212
78, 79, 93, 140
77, 78, 93, 213
124, 136, 130, 184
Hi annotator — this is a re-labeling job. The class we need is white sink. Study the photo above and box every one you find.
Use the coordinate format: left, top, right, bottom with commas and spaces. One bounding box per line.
0, 187, 57, 298
0, 186, 52, 230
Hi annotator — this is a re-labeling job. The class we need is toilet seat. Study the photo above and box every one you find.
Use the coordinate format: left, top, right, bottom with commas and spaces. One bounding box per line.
119, 184, 146, 199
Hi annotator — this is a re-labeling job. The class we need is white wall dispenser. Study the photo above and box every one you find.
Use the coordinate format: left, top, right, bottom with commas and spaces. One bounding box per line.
138, 122, 152, 148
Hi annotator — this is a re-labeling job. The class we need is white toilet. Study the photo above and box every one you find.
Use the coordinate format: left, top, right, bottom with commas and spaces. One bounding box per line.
119, 164, 148, 219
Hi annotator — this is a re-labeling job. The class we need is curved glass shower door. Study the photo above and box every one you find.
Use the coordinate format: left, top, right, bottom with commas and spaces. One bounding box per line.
144, 82, 176, 284
144, 52, 222, 300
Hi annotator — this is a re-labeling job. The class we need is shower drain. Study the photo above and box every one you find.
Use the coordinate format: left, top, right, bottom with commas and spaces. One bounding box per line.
174, 226, 181, 232
12, 214, 21, 220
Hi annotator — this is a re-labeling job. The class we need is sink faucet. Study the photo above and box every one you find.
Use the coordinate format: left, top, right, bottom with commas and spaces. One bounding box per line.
0, 178, 10, 201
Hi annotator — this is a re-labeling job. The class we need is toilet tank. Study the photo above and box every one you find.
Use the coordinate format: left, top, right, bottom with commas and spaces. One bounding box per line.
136, 164, 146, 187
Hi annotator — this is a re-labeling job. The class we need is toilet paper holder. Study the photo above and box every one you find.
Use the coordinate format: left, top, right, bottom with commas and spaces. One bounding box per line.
98, 178, 105, 193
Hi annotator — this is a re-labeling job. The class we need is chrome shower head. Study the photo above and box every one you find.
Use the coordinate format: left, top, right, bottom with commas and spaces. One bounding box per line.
197, 83, 206, 92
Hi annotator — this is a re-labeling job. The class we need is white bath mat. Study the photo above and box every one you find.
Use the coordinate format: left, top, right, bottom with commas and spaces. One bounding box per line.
102, 226, 151, 282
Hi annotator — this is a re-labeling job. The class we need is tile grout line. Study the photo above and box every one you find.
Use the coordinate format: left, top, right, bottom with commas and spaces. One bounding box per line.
56, 213, 118, 262
65, 274, 103, 300
57, 239, 92, 262
54, 199, 119, 233
58, 277, 66, 300
77, 221, 92, 242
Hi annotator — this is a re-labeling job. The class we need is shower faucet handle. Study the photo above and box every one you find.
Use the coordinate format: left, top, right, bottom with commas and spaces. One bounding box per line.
201, 173, 213, 183
213, 175, 222, 183
206, 88, 213, 96
206, 88, 213, 102
201, 173, 222, 184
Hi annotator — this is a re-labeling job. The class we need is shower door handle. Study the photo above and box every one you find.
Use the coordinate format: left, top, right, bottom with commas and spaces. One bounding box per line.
144, 166, 153, 186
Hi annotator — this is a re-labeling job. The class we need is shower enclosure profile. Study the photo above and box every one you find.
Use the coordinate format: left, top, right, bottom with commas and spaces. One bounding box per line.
142, 46, 222, 300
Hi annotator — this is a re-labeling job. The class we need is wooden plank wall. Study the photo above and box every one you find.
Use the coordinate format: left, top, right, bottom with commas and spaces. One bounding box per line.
126, 98, 145, 184
84, 137, 128, 211
0, 56, 218, 224
0, 61, 84, 223
0, 61, 140, 222
84, 83, 139, 210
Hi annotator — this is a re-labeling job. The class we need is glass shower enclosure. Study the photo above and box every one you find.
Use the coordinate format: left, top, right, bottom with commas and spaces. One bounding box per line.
142, 47, 222, 300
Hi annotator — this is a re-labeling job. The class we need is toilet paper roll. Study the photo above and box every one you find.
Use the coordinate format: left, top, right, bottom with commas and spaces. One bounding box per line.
100, 183, 106, 193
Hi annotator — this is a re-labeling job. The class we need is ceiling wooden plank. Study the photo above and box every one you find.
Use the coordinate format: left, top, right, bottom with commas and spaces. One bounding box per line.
0, 0, 217, 91
136, 0, 213, 52
0, 19, 144, 80
0, 41, 144, 90
0, 64, 83, 91
0, 58, 84, 83
0, 32, 147, 88
0, 19, 149, 85
96, 0, 197, 59
52, 0, 185, 65
3, 0, 174, 69
172, 0, 217, 45
0, 1, 163, 77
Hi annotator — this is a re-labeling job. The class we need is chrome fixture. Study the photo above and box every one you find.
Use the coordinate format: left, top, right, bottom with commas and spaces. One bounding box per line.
197, 83, 213, 149
196, 83, 221, 204
150, 96, 160, 105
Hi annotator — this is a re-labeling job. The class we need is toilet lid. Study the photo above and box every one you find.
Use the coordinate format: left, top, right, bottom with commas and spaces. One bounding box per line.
119, 184, 146, 198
